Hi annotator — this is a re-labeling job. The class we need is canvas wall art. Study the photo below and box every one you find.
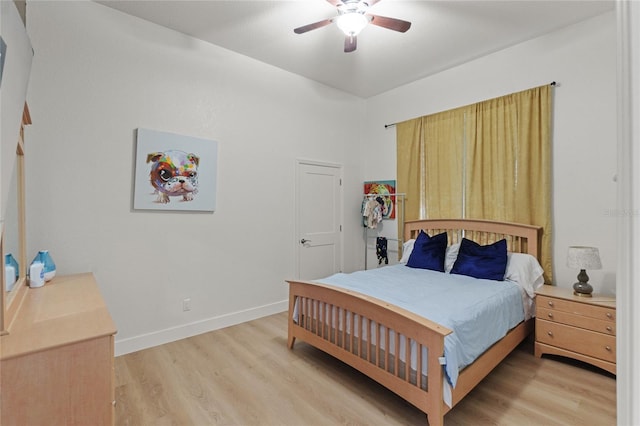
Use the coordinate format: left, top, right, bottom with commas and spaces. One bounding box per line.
364, 180, 396, 219
133, 128, 218, 212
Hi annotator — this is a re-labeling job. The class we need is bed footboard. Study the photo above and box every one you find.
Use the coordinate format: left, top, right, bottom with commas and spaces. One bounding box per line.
287, 279, 452, 426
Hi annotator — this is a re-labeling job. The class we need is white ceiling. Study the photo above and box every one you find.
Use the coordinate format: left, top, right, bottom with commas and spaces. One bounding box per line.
96, 0, 614, 98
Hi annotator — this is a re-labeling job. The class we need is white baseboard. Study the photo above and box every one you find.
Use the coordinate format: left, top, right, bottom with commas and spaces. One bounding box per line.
114, 300, 288, 356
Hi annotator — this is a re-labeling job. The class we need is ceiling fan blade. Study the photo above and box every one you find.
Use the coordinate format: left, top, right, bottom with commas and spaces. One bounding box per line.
294, 19, 333, 34
344, 35, 357, 53
368, 14, 411, 33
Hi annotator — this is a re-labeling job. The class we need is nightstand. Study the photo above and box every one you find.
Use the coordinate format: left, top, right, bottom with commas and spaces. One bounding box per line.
534, 285, 616, 375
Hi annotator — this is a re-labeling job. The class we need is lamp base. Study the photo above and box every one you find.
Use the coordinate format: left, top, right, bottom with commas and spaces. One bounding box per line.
573, 281, 593, 297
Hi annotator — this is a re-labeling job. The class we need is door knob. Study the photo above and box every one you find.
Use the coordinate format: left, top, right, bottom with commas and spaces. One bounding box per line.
300, 239, 311, 244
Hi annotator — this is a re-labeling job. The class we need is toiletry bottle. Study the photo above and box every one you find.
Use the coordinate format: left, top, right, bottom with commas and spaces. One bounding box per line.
29, 261, 45, 288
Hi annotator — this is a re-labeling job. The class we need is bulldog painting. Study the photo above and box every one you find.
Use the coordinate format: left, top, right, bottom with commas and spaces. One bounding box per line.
146, 150, 200, 203
133, 128, 217, 212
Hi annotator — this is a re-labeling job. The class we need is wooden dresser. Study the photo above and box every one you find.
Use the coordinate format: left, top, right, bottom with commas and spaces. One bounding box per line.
1, 273, 117, 425
534, 285, 616, 375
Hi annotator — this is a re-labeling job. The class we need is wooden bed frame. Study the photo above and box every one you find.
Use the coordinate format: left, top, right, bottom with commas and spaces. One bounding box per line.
287, 219, 542, 426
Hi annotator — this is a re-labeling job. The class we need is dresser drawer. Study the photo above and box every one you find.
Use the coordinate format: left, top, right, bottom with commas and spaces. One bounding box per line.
537, 307, 616, 335
536, 319, 616, 363
537, 295, 615, 322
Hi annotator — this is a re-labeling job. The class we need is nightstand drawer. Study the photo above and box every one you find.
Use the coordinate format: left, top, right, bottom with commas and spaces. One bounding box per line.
536, 319, 616, 363
537, 307, 616, 335
537, 295, 615, 322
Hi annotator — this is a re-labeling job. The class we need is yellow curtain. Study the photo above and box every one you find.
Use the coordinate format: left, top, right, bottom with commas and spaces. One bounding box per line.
396, 117, 423, 224
396, 84, 553, 282
465, 94, 518, 221
396, 107, 467, 240
423, 107, 468, 219
466, 85, 552, 281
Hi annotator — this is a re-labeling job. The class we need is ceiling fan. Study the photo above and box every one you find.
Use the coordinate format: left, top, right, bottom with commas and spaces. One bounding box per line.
294, 0, 412, 53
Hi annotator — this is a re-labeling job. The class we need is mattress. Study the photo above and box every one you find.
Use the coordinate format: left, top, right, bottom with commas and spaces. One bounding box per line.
308, 264, 526, 388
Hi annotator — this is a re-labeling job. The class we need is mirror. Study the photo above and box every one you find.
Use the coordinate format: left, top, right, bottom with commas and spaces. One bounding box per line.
1, 2, 33, 333
4, 156, 21, 292
1, 110, 28, 334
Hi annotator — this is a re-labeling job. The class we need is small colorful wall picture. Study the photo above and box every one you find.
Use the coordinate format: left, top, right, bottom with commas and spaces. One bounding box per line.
364, 180, 396, 219
133, 128, 218, 212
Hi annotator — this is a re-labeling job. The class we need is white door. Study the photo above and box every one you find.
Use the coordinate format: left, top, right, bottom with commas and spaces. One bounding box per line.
296, 161, 342, 280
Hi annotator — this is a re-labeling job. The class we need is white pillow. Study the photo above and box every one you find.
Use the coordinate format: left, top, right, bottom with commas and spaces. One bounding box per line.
403, 237, 543, 296
444, 243, 461, 273
399, 239, 415, 263
504, 252, 545, 298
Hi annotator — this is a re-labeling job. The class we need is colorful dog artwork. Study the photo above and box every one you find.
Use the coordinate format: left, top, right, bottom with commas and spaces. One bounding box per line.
133, 128, 218, 212
147, 150, 200, 203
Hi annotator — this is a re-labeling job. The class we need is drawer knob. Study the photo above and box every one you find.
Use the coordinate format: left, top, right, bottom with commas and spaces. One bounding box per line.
605, 346, 612, 352
606, 326, 612, 332
547, 331, 554, 337
548, 301, 554, 307
547, 313, 554, 319
606, 313, 613, 319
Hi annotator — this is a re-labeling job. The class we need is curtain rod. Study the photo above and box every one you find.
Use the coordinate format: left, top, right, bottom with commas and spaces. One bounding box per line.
383, 81, 557, 129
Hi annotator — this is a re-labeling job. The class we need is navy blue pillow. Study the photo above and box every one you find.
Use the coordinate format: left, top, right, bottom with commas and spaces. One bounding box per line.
406, 231, 448, 272
450, 238, 508, 281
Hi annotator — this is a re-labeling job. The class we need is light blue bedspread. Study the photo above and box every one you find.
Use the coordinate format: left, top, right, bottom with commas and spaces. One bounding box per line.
315, 264, 524, 388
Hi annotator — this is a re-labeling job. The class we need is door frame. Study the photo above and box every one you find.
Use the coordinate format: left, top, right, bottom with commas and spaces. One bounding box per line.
294, 159, 344, 279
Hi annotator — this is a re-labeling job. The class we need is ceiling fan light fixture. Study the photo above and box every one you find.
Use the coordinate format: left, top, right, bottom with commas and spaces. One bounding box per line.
336, 13, 369, 36
293, 0, 411, 52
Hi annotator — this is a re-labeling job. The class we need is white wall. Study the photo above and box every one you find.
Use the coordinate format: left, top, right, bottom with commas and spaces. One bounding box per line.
363, 12, 617, 295
25, 1, 364, 354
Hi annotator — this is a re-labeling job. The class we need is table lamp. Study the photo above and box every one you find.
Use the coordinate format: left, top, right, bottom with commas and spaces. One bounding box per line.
566, 246, 602, 297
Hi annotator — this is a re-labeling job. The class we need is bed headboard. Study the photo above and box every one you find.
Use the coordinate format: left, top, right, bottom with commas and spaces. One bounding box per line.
404, 219, 542, 260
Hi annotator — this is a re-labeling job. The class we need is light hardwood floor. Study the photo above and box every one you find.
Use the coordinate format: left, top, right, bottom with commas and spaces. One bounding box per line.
114, 312, 616, 425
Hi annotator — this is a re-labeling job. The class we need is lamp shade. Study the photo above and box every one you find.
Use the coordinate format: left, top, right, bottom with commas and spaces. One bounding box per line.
566, 246, 602, 270
336, 13, 369, 36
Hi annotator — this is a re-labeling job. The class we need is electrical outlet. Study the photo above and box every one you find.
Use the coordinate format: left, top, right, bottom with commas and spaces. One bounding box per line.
182, 298, 191, 312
